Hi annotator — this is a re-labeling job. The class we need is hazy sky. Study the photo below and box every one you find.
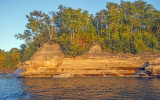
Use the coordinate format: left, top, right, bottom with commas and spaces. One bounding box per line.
0, 0, 160, 51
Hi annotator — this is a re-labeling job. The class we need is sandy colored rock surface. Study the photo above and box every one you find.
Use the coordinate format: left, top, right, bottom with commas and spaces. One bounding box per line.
16, 43, 160, 77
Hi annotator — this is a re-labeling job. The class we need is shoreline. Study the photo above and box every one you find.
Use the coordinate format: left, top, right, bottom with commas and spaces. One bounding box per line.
15, 44, 160, 78
18, 74, 160, 78
0, 68, 16, 74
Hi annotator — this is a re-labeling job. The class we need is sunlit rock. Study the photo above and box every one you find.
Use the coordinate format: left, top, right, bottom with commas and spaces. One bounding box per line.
16, 43, 160, 78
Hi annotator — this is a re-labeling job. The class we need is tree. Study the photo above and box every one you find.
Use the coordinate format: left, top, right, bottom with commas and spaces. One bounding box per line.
0, 49, 5, 67
14, 1, 160, 59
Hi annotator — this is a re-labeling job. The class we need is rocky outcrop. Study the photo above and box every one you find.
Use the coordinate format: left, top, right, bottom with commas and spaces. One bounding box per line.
145, 59, 160, 77
15, 43, 160, 78
134, 58, 160, 77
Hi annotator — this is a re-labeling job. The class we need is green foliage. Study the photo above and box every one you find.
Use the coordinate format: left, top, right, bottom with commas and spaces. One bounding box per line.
20, 44, 37, 62
1, 0, 160, 69
0, 48, 21, 68
0, 50, 6, 67
14, 0, 160, 60
96, 0, 160, 54
56, 32, 92, 57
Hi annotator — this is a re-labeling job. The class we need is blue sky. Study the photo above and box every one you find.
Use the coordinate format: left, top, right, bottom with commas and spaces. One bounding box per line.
0, 0, 160, 51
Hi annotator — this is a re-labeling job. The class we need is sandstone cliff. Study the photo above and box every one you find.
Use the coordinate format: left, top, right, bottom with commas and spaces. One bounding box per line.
16, 43, 160, 77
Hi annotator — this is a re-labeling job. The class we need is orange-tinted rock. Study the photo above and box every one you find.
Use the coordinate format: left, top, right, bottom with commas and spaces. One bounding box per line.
16, 43, 160, 77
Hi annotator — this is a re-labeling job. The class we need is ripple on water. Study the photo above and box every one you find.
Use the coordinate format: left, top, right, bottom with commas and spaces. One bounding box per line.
0, 74, 160, 99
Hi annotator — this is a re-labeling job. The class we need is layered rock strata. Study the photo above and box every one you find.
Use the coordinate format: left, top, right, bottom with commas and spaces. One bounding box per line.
16, 43, 160, 78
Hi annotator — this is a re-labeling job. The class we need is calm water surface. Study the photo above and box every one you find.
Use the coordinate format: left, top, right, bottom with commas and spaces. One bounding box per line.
0, 73, 160, 100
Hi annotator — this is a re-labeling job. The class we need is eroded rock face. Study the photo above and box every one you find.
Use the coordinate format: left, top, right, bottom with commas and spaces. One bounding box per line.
18, 43, 64, 77
88, 43, 102, 55
16, 43, 160, 77
145, 59, 160, 76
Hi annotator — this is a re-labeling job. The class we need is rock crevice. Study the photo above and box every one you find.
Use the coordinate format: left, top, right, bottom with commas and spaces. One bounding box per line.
15, 43, 160, 78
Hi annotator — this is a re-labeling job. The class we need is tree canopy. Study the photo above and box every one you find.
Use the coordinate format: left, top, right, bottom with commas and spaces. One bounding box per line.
14, 0, 160, 59
1, 0, 160, 68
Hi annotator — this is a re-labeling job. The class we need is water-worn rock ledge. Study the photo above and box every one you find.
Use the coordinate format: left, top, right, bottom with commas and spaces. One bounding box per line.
14, 43, 160, 78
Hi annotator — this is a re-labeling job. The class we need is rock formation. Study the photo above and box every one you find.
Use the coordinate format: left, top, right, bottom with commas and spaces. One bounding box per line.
15, 43, 160, 78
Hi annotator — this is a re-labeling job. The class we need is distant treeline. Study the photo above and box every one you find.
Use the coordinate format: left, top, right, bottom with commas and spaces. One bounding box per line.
0, 0, 160, 68
0, 49, 21, 68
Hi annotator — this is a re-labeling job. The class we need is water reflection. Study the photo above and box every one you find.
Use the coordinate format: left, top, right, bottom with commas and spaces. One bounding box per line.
0, 74, 160, 99
21, 77, 160, 100
0, 74, 30, 100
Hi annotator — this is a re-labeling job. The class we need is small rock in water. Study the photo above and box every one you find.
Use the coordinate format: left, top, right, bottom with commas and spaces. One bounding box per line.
52, 73, 71, 78
13, 69, 24, 77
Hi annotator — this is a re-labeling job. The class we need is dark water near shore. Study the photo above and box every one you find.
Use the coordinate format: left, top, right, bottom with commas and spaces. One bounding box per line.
0, 74, 160, 100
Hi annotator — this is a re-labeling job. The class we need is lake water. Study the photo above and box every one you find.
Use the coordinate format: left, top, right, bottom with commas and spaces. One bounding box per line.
0, 73, 160, 100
